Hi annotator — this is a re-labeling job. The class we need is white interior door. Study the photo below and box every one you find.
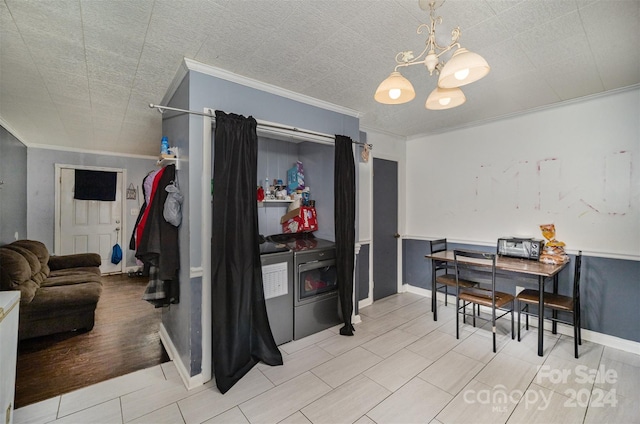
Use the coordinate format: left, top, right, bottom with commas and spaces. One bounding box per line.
58, 167, 124, 274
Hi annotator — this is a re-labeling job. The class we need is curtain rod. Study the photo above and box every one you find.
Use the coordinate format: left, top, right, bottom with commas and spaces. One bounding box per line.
149, 104, 373, 150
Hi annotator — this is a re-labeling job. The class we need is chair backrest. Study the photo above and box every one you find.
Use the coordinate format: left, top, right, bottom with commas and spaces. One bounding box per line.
573, 251, 582, 301
453, 249, 497, 301
429, 238, 449, 274
430, 238, 447, 254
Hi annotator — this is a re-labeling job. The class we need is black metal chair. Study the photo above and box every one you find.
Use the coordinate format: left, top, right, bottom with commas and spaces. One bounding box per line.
454, 249, 515, 352
429, 239, 478, 311
517, 251, 582, 358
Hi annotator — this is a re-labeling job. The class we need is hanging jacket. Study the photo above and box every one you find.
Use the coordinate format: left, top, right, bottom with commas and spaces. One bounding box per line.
135, 165, 179, 282
129, 168, 162, 250
135, 168, 166, 251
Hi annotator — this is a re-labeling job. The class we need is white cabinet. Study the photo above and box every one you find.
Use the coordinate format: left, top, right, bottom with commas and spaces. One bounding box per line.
0, 292, 19, 424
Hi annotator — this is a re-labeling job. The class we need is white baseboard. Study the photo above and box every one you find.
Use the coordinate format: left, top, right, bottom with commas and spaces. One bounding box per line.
404, 284, 431, 298
405, 284, 640, 355
159, 323, 204, 390
538, 321, 640, 355
358, 298, 373, 309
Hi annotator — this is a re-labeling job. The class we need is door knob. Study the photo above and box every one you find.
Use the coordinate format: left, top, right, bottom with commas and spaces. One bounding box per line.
394, 233, 400, 239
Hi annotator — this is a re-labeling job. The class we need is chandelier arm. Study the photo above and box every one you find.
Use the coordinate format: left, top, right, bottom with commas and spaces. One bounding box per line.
434, 41, 460, 59
395, 44, 433, 66
394, 40, 460, 71
393, 62, 411, 72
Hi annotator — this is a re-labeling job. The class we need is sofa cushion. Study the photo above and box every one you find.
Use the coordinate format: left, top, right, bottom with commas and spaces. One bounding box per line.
24, 282, 103, 312
10, 240, 50, 277
49, 267, 102, 278
44, 269, 102, 287
3, 244, 47, 285
0, 248, 39, 303
48, 253, 101, 271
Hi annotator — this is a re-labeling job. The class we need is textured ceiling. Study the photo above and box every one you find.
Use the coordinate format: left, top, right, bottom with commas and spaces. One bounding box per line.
1, 0, 638, 156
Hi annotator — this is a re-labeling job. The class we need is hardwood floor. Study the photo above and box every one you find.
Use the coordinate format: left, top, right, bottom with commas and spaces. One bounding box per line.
14, 274, 170, 408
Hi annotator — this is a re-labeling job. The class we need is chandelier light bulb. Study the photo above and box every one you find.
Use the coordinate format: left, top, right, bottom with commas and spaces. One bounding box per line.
454, 68, 470, 81
426, 86, 466, 110
439, 48, 490, 88
374, 71, 416, 104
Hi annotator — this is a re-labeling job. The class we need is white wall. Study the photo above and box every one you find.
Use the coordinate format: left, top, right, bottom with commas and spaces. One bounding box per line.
405, 87, 640, 259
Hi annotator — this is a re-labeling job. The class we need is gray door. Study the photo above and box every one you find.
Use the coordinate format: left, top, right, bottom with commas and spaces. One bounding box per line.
373, 158, 398, 300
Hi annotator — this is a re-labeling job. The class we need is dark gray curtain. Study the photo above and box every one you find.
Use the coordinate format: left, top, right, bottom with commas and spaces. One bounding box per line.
211, 111, 282, 394
334, 135, 356, 336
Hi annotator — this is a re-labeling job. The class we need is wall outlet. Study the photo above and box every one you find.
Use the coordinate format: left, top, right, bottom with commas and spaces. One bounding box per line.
131, 208, 139, 216
515, 285, 525, 295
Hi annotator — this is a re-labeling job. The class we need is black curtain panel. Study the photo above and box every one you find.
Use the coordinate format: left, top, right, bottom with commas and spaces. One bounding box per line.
74, 170, 117, 201
334, 135, 356, 336
211, 111, 282, 394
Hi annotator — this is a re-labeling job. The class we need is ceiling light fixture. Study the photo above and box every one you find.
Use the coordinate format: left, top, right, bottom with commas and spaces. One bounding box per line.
374, 0, 490, 110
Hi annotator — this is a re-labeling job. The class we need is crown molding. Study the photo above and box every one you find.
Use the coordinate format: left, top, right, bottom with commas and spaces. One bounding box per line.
173, 58, 363, 118
359, 125, 407, 141
0, 116, 30, 147
28, 143, 157, 160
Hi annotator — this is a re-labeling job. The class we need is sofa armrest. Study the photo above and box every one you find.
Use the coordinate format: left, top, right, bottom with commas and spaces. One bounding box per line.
48, 253, 102, 271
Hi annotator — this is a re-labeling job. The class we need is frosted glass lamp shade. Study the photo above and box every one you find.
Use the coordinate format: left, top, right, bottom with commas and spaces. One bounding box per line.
374, 71, 416, 104
438, 48, 490, 88
425, 86, 466, 110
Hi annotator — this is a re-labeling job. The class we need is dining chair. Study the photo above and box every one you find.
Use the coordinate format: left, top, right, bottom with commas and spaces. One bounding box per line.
429, 239, 478, 310
517, 251, 582, 358
454, 249, 515, 352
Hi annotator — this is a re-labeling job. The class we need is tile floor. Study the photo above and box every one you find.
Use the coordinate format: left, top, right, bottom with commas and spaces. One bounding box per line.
14, 293, 640, 424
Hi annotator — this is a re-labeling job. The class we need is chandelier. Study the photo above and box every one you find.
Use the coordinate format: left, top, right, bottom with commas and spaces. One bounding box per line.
374, 0, 490, 110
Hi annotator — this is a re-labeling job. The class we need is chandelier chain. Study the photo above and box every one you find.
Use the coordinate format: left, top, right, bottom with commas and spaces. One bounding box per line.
392, 2, 461, 72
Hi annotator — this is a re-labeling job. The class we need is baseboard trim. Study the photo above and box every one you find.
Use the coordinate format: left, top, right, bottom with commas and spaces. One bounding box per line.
358, 298, 373, 309
159, 323, 204, 390
404, 284, 640, 355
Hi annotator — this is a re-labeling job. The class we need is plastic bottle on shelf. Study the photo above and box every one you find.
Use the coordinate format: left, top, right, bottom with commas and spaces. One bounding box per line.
161, 136, 169, 155
264, 177, 270, 196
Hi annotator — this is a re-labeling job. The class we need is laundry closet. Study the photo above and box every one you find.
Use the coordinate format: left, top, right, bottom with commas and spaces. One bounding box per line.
156, 59, 361, 387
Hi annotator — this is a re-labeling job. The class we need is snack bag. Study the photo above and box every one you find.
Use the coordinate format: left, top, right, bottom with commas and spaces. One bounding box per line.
539, 224, 569, 264
287, 161, 304, 193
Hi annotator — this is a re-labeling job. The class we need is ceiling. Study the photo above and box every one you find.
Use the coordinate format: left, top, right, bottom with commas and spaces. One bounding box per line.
1, 0, 638, 156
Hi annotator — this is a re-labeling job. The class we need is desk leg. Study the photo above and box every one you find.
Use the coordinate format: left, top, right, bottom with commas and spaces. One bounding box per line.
552, 275, 558, 334
432, 260, 438, 321
538, 276, 544, 357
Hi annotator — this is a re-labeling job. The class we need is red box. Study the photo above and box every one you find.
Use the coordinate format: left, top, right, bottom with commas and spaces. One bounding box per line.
281, 207, 318, 233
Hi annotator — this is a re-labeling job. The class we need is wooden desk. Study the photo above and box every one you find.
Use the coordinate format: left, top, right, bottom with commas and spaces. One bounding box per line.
425, 250, 568, 356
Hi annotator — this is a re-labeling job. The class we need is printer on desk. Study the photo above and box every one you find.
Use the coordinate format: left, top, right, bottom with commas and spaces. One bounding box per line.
497, 237, 545, 260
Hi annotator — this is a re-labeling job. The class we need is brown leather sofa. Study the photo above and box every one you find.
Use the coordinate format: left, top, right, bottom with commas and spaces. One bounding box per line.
0, 240, 103, 340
